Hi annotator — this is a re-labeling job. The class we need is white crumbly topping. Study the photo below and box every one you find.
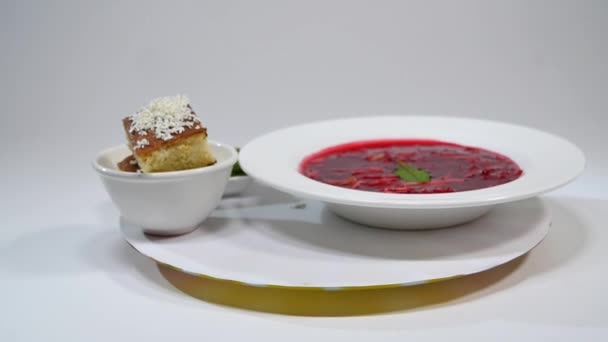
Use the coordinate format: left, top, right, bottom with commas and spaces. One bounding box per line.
135, 138, 149, 149
129, 159, 138, 165
128, 95, 200, 141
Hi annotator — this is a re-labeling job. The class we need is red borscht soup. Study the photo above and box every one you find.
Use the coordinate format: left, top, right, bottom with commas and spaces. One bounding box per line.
300, 140, 522, 194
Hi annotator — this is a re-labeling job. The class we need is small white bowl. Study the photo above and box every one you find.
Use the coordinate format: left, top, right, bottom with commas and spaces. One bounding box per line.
240, 116, 585, 230
224, 176, 252, 197
93, 141, 238, 236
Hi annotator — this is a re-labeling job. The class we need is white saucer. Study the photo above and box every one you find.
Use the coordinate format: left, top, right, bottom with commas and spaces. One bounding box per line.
121, 186, 550, 289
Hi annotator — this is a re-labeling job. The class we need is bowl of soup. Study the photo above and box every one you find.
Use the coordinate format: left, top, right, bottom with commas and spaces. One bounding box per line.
239, 116, 584, 229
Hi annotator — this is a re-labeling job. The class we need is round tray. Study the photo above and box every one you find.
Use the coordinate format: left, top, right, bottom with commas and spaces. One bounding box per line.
121, 187, 550, 290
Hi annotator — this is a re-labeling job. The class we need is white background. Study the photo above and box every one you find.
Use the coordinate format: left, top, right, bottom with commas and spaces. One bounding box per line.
1, 0, 607, 341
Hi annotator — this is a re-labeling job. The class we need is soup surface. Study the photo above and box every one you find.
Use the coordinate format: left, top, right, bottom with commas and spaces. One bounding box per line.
300, 139, 522, 194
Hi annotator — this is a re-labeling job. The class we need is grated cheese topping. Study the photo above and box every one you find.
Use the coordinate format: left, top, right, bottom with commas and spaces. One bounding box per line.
128, 95, 200, 142
135, 138, 150, 150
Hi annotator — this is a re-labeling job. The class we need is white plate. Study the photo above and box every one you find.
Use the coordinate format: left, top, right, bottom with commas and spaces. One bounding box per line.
239, 116, 584, 229
224, 176, 252, 196
121, 186, 550, 289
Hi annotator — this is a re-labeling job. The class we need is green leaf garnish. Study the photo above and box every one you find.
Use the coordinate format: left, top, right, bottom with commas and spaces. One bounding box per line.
231, 148, 247, 177
394, 162, 431, 182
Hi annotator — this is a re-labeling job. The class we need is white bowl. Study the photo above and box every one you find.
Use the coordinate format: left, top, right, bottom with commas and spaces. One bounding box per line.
239, 116, 585, 230
93, 141, 238, 235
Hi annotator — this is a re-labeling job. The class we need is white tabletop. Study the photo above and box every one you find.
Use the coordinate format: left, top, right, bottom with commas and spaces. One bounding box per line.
2, 1, 607, 340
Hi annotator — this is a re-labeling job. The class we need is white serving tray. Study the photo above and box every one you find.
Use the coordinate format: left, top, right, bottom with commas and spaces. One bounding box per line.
122, 184, 550, 290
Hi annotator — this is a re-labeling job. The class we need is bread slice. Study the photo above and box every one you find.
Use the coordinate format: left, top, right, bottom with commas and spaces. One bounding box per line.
117, 154, 140, 172
122, 95, 216, 173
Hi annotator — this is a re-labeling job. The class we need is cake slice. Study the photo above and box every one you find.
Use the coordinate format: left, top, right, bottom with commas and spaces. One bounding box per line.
122, 95, 216, 173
